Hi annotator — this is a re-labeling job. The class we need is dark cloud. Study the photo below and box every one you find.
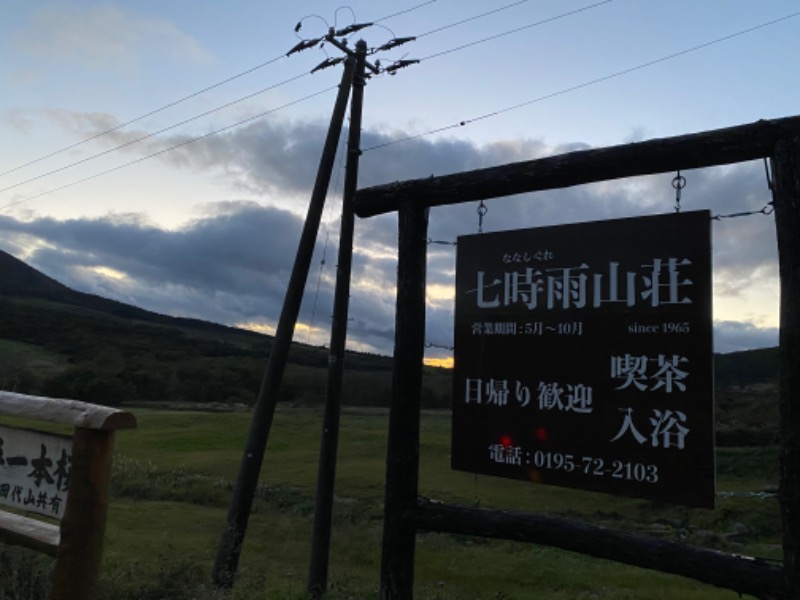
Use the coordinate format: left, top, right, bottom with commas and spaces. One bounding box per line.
0, 114, 782, 356
0, 203, 332, 332
2, 202, 304, 294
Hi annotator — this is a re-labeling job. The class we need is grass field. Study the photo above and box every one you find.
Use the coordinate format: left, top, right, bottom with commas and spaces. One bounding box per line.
1, 406, 782, 599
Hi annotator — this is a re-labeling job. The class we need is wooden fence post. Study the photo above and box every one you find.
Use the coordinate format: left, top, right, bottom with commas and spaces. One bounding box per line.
380, 202, 428, 600
50, 428, 115, 600
772, 137, 800, 598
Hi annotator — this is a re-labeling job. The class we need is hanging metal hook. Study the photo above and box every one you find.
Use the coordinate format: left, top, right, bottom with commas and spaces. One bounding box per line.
672, 171, 686, 213
477, 200, 488, 233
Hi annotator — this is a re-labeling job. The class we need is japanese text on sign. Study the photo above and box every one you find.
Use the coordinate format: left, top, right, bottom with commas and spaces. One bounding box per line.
0, 425, 72, 520
451, 211, 714, 508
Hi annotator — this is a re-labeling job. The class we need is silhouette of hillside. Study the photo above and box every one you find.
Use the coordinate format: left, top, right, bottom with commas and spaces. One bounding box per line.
0, 249, 451, 410
0, 250, 70, 296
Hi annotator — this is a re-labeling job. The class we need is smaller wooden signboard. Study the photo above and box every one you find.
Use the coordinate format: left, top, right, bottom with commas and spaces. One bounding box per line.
0, 391, 136, 600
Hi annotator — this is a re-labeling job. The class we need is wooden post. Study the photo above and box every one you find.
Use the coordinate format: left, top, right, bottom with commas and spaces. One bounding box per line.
308, 40, 367, 598
414, 498, 784, 599
51, 428, 115, 600
380, 202, 428, 600
772, 137, 800, 598
354, 115, 800, 217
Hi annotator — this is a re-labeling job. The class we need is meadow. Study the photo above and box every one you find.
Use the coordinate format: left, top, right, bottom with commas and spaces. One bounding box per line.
1, 406, 782, 600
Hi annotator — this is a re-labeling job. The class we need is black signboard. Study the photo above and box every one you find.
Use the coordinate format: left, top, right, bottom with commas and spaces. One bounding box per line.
451, 211, 714, 508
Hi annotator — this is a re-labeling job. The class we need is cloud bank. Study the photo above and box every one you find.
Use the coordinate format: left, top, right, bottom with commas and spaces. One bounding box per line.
0, 113, 781, 357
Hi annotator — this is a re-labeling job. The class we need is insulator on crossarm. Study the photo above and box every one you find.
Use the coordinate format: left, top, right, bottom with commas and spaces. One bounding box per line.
286, 37, 323, 56
335, 22, 373, 37
377, 37, 417, 52
385, 59, 420, 75
311, 57, 344, 73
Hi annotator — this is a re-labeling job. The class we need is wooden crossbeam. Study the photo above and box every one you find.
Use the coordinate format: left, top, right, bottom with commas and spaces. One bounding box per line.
354, 115, 800, 218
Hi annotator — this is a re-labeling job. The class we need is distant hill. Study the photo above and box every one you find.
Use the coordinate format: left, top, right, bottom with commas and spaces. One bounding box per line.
0, 250, 70, 296
714, 347, 779, 387
0, 249, 454, 410
0, 250, 262, 336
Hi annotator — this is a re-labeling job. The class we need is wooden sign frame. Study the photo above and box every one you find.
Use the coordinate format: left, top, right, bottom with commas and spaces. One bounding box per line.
0, 391, 136, 600
353, 116, 800, 599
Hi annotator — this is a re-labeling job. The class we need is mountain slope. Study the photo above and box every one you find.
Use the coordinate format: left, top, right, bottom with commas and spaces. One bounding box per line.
0, 250, 263, 336
0, 250, 71, 296
0, 249, 454, 409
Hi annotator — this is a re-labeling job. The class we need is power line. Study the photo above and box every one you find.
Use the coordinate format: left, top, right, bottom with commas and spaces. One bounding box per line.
417, 0, 529, 38
373, 0, 611, 77
0, 86, 337, 213
420, 0, 612, 61
0, 54, 287, 179
0, 1, 618, 206
0, 73, 308, 193
374, 0, 438, 23
364, 10, 800, 152
307, 120, 350, 344
1, 2, 437, 181
1, 1, 608, 202
0, 73, 310, 196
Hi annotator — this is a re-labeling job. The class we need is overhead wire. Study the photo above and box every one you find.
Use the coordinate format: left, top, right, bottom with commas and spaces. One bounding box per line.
1, 1, 439, 183
1, 0, 523, 204
307, 116, 350, 344
370, 0, 610, 75
0, 0, 619, 207
364, 9, 800, 152
373, 0, 438, 23
0, 86, 338, 212
417, 0, 530, 38
0, 72, 311, 196
0, 0, 635, 205
419, 0, 611, 60
0, 54, 287, 179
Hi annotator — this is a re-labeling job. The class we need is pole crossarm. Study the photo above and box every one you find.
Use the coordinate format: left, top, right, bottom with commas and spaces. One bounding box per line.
354, 115, 800, 218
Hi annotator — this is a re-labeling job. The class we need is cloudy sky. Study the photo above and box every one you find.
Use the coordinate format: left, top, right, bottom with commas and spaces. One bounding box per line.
1, 0, 797, 364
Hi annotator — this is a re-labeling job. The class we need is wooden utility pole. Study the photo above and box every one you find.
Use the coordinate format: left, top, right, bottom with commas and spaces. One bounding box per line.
212, 55, 356, 589
308, 39, 367, 598
772, 137, 800, 598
